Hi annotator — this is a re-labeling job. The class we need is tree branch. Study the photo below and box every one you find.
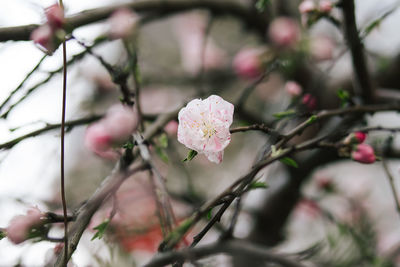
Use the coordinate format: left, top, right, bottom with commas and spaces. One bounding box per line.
0, 0, 267, 42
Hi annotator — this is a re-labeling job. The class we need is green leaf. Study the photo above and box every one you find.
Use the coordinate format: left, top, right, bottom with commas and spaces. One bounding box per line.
364, 19, 381, 36
155, 146, 169, 163
183, 150, 198, 162
91, 220, 110, 241
0, 230, 6, 240
123, 141, 134, 149
306, 115, 317, 124
206, 208, 213, 220
249, 181, 268, 190
158, 133, 168, 148
337, 89, 350, 107
273, 109, 296, 119
255, 0, 270, 12
280, 157, 298, 168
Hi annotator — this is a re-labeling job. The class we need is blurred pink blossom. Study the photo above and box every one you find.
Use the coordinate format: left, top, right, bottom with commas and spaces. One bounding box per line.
319, 0, 333, 12
354, 132, 367, 143
85, 105, 138, 160
164, 120, 179, 136
302, 93, 317, 111
7, 207, 43, 244
268, 17, 300, 48
299, 0, 316, 14
178, 95, 234, 163
45, 4, 64, 29
310, 36, 335, 61
344, 131, 367, 145
30, 24, 55, 54
352, 144, 376, 164
108, 8, 138, 39
233, 47, 265, 80
284, 81, 302, 97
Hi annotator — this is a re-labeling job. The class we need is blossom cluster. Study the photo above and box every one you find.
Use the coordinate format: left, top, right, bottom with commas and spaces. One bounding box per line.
343, 131, 376, 164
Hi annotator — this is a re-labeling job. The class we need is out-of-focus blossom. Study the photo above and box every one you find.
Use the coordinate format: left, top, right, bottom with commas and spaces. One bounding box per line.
45, 4, 65, 29
85, 105, 138, 160
268, 17, 300, 48
319, 0, 333, 13
344, 131, 367, 145
299, 0, 316, 14
164, 120, 179, 136
233, 47, 265, 80
302, 93, 317, 111
352, 144, 376, 164
178, 95, 234, 164
310, 36, 335, 61
175, 13, 227, 75
30, 24, 55, 54
108, 8, 139, 39
7, 207, 43, 244
284, 81, 302, 97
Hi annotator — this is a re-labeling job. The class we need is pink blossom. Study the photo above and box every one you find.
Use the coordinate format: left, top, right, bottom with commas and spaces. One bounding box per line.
351, 144, 376, 164
108, 8, 138, 39
85, 105, 139, 160
233, 47, 265, 80
343, 131, 367, 144
7, 207, 43, 244
164, 120, 178, 136
302, 93, 317, 111
30, 24, 55, 54
319, 0, 333, 13
354, 132, 367, 143
284, 81, 302, 97
177, 95, 234, 164
45, 4, 64, 29
268, 17, 300, 48
299, 0, 316, 14
310, 36, 334, 61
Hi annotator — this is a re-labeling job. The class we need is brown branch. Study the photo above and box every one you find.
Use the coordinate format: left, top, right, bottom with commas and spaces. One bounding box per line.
341, 0, 375, 103
145, 239, 307, 267
230, 124, 281, 137
0, 115, 102, 150
0, 0, 266, 42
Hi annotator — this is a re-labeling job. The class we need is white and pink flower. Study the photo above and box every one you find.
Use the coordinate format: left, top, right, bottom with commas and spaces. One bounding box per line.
177, 95, 234, 164
45, 4, 65, 29
7, 207, 43, 244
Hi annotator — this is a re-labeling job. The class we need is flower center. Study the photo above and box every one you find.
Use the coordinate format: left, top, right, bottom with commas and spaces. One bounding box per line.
202, 122, 216, 139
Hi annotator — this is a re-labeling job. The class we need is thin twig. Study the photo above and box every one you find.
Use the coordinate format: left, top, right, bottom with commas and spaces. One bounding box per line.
382, 159, 400, 219
145, 239, 307, 267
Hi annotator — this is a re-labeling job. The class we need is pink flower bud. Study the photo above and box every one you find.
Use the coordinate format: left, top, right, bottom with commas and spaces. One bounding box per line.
233, 47, 264, 80
103, 105, 139, 141
7, 207, 43, 244
30, 24, 55, 54
164, 120, 178, 136
351, 144, 376, 164
302, 93, 317, 111
268, 17, 300, 48
85, 105, 138, 160
310, 36, 334, 61
284, 81, 302, 97
299, 0, 316, 14
45, 4, 65, 29
108, 8, 138, 39
354, 132, 366, 143
319, 0, 333, 13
